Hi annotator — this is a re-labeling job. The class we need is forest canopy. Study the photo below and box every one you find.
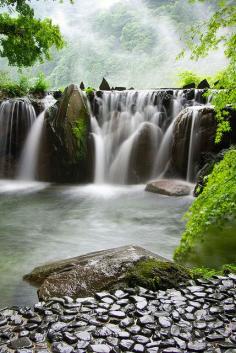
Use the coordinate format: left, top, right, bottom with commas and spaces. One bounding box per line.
0, 0, 227, 88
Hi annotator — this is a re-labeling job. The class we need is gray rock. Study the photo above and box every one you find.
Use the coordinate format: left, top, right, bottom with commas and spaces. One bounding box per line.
25, 246, 165, 300
145, 179, 192, 197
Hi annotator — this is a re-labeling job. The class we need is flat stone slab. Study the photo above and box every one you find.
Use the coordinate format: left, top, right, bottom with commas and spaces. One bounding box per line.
24, 245, 166, 300
145, 179, 193, 196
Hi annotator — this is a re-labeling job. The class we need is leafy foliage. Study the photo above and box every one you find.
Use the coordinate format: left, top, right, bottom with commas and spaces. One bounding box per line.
0, 1, 64, 66
72, 115, 88, 161
174, 149, 236, 267
177, 70, 203, 87
0, 70, 49, 96
30, 73, 49, 94
180, 0, 236, 143
190, 264, 236, 279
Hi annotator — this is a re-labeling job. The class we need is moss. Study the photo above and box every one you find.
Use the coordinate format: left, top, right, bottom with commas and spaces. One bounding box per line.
190, 263, 236, 280
126, 259, 191, 291
125, 259, 236, 291
72, 109, 88, 161
174, 148, 236, 267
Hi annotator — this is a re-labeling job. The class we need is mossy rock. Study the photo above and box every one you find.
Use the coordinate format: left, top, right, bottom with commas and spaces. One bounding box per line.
126, 258, 191, 291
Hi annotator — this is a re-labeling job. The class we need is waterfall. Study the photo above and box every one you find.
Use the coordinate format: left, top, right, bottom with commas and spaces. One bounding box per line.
90, 89, 208, 184
187, 107, 202, 182
18, 95, 55, 181
0, 100, 36, 178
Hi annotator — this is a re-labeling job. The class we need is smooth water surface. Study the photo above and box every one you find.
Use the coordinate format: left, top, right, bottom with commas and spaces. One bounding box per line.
0, 181, 193, 307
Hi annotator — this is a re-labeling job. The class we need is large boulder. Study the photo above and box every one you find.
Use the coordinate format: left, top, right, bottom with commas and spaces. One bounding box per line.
145, 179, 192, 196
171, 106, 236, 179
128, 123, 162, 183
24, 245, 171, 300
171, 107, 216, 179
38, 84, 93, 182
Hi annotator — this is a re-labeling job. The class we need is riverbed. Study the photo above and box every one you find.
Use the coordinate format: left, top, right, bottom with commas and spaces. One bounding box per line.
0, 180, 193, 307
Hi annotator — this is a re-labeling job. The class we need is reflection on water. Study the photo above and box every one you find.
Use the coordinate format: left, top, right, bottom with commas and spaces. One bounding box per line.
0, 180, 193, 307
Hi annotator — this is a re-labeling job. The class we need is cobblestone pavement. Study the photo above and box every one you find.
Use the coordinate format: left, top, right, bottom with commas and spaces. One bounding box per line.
0, 274, 236, 353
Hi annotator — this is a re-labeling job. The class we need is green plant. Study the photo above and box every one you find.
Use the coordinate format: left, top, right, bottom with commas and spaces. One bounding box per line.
179, 0, 236, 143
30, 72, 49, 94
0, 1, 65, 67
174, 148, 236, 267
190, 264, 236, 279
85, 86, 95, 96
72, 115, 88, 160
177, 70, 203, 87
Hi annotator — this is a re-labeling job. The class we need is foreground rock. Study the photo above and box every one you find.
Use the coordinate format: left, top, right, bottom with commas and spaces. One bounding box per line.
145, 180, 192, 197
24, 246, 169, 300
1, 274, 236, 353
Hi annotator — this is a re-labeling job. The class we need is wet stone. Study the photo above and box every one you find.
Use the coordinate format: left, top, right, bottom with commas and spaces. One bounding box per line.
187, 341, 207, 352
51, 342, 73, 353
119, 339, 134, 350
109, 311, 126, 319
90, 344, 112, 353
133, 343, 145, 352
8, 337, 33, 349
159, 317, 172, 328
162, 348, 182, 353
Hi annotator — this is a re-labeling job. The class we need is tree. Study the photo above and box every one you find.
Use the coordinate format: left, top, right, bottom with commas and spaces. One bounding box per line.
0, 0, 64, 67
180, 0, 236, 143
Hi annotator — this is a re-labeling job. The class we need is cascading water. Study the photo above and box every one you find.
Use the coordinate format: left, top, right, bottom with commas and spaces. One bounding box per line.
90, 89, 205, 184
187, 107, 202, 182
18, 95, 55, 181
0, 100, 36, 178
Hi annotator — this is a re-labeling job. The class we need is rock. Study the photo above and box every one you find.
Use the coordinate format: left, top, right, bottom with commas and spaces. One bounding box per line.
8, 337, 33, 349
40, 84, 92, 183
80, 82, 85, 90
24, 246, 166, 300
51, 342, 73, 353
90, 344, 111, 353
183, 83, 196, 89
171, 106, 236, 179
171, 107, 217, 178
197, 79, 210, 89
114, 87, 126, 91
128, 122, 163, 183
99, 78, 110, 91
145, 179, 192, 196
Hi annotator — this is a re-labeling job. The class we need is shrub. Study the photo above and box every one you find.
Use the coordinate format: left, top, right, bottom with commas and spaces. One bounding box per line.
30, 72, 49, 94
174, 148, 236, 267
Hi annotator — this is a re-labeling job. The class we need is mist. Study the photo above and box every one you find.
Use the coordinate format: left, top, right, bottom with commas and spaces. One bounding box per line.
1, 0, 228, 88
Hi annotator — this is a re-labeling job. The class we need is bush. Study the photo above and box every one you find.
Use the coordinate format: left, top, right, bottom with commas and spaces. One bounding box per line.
177, 70, 203, 87
30, 72, 49, 94
0, 71, 49, 97
0, 71, 30, 97
174, 148, 236, 267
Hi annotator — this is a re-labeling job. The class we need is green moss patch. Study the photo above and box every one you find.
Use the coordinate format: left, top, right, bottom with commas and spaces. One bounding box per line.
126, 259, 191, 291
72, 110, 88, 161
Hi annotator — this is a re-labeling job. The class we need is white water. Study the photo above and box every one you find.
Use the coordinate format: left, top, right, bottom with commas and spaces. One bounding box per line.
187, 107, 202, 182
0, 100, 36, 177
91, 89, 204, 184
18, 95, 55, 181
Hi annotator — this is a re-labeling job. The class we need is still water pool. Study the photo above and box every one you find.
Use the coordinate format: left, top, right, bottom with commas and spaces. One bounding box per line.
0, 180, 193, 307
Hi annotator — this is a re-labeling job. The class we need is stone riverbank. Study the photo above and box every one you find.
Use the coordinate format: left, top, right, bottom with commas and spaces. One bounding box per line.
0, 275, 236, 353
